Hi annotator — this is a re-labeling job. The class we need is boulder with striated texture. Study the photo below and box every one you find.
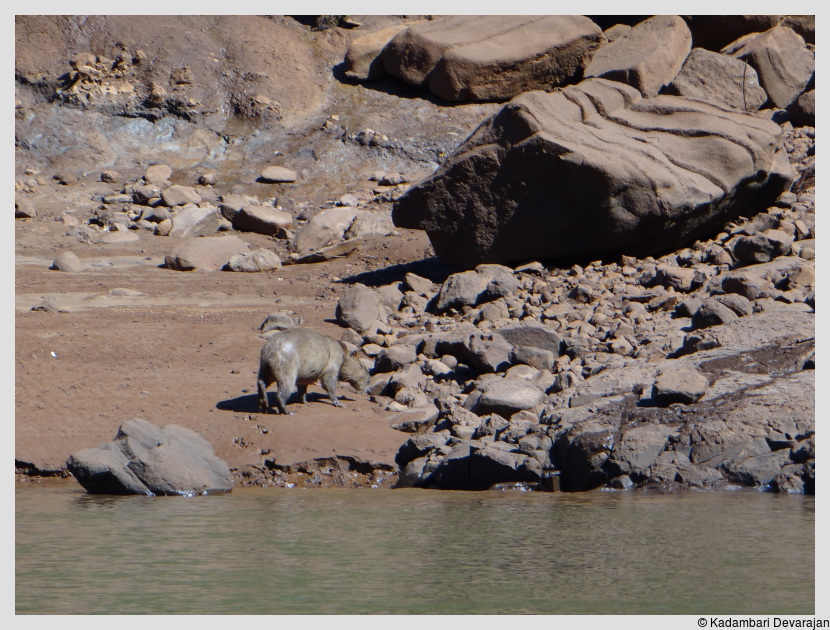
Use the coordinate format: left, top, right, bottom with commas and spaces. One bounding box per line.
392, 78, 793, 267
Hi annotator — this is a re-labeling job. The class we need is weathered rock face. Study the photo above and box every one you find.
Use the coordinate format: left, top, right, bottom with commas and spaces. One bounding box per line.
664, 48, 767, 111
584, 15, 692, 98
380, 15, 604, 102
722, 25, 814, 109
392, 78, 793, 267
66, 418, 233, 496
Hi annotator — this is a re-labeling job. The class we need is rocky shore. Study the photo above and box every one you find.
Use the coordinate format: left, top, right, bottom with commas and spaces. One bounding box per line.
15, 15, 814, 494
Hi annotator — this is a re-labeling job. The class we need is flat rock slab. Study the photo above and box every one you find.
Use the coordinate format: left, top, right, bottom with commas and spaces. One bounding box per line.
392, 78, 793, 267
231, 205, 293, 236
381, 15, 603, 102
66, 418, 233, 496
260, 166, 298, 183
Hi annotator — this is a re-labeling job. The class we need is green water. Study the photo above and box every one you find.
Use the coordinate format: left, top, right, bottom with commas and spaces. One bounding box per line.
15, 482, 815, 615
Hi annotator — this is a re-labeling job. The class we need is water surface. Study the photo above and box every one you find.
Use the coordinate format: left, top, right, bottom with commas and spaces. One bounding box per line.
16, 482, 815, 614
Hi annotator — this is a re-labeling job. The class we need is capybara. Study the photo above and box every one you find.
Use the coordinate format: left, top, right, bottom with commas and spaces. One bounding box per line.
257, 328, 370, 414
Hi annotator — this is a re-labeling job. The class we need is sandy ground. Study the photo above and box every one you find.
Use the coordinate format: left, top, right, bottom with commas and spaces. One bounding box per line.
14, 204, 443, 480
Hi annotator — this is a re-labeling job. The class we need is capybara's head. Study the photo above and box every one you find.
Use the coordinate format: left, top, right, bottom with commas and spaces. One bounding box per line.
342, 356, 370, 393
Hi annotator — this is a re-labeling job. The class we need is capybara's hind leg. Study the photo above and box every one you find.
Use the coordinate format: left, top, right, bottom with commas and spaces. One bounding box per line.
275, 379, 294, 415
257, 368, 273, 414
297, 383, 309, 404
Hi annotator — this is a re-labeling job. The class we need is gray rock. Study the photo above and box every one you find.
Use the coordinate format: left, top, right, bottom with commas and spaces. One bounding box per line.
471, 378, 545, 418
606, 423, 677, 476
584, 15, 692, 98
434, 270, 489, 312
293, 207, 360, 256
723, 25, 814, 109
344, 209, 395, 239
691, 299, 740, 329
169, 206, 227, 238
15, 198, 37, 218
164, 235, 249, 271
232, 205, 293, 236
374, 344, 418, 373
731, 231, 793, 263
462, 333, 513, 373
260, 166, 298, 183
651, 368, 709, 406
726, 449, 794, 487
161, 185, 202, 207
392, 78, 793, 267
495, 321, 562, 355
510, 345, 555, 371
554, 420, 618, 491
66, 418, 232, 496
788, 89, 815, 127
653, 265, 698, 292
336, 284, 384, 334
711, 293, 753, 317
144, 164, 172, 185
664, 48, 767, 111
404, 272, 435, 296
226, 249, 282, 272
51, 251, 82, 272
387, 364, 426, 395
389, 406, 440, 433
429, 441, 542, 490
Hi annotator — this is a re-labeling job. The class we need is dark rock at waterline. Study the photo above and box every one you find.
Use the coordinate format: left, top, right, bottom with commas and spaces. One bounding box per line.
66, 418, 233, 496
392, 78, 793, 267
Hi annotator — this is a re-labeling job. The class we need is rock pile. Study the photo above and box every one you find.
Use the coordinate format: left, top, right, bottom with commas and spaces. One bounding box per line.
334, 171, 814, 492
387, 16, 814, 268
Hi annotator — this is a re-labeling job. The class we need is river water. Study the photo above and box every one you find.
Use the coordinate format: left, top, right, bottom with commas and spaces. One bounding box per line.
16, 481, 815, 615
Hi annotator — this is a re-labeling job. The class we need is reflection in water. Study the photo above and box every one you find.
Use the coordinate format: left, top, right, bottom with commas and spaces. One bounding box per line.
16, 483, 815, 614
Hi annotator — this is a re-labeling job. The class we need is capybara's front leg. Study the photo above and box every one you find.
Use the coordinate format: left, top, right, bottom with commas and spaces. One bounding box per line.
322, 372, 343, 408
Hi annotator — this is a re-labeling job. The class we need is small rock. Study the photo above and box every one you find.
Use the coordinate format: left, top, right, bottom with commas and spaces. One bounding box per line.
145, 164, 172, 185
226, 249, 282, 273
161, 185, 202, 207
51, 251, 82, 272
651, 368, 709, 405
198, 172, 218, 186
260, 166, 298, 183
691, 299, 741, 329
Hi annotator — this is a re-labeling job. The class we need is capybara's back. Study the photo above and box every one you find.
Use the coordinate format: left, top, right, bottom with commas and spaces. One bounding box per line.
257, 328, 369, 414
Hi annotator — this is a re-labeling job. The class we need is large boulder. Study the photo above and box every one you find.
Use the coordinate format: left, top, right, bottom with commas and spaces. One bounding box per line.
344, 22, 415, 80
584, 15, 692, 98
722, 25, 814, 109
392, 78, 793, 267
66, 418, 233, 496
381, 15, 604, 102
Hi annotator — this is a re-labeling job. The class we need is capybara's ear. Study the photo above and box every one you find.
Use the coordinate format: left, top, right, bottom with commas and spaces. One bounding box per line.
349, 347, 360, 357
